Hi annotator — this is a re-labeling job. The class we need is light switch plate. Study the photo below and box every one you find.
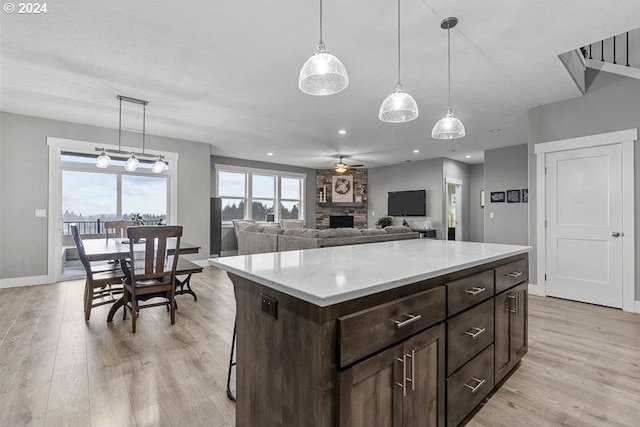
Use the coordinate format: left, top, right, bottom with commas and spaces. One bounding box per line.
35, 209, 47, 217
489, 212, 495, 219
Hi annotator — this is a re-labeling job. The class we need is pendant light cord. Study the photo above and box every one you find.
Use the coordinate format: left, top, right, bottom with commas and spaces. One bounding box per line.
142, 103, 146, 154
397, 0, 401, 86
447, 27, 451, 109
118, 96, 122, 151
319, 0, 323, 44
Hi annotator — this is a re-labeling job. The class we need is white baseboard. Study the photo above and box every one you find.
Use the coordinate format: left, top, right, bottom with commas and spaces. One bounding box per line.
635, 300, 640, 314
0, 275, 52, 289
528, 282, 546, 296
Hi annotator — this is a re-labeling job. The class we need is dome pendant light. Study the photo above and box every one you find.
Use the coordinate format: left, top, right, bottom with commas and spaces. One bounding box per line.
379, 0, 418, 123
431, 17, 465, 139
299, 0, 349, 96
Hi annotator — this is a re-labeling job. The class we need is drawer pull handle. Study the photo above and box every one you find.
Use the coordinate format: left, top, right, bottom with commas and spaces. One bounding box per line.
392, 313, 422, 328
464, 286, 486, 296
464, 327, 486, 339
464, 377, 486, 393
506, 271, 523, 278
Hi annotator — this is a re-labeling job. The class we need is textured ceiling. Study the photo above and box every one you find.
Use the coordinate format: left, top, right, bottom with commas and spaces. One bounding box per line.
2, 0, 640, 169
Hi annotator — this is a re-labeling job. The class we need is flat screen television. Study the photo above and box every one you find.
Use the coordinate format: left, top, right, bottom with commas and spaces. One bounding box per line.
388, 190, 426, 216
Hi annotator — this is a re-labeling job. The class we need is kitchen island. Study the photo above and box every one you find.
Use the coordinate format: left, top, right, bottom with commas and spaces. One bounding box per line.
209, 239, 531, 427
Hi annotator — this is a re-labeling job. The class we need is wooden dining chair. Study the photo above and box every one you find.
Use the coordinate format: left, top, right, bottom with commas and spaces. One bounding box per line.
104, 220, 133, 239
121, 225, 183, 333
70, 224, 125, 321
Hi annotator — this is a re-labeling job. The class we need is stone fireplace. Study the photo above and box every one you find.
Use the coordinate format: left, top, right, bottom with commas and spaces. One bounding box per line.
316, 168, 368, 229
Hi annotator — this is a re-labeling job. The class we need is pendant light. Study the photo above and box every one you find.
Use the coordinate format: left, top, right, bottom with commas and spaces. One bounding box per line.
95, 95, 159, 172
378, 0, 418, 123
299, 0, 349, 96
431, 17, 465, 139
152, 156, 167, 174
95, 149, 110, 168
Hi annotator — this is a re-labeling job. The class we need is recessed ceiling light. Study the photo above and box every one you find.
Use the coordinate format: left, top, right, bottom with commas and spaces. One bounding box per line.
338, 129, 347, 135
465, 155, 471, 159
267, 152, 274, 156
413, 149, 420, 153
489, 128, 501, 132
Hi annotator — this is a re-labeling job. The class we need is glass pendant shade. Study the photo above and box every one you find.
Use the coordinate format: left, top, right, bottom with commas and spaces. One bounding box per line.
431, 108, 466, 139
299, 44, 349, 96
379, 84, 419, 123
152, 157, 167, 174
95, 150, 111, 168
124, 153, 140, 172
334, 164, 348, 173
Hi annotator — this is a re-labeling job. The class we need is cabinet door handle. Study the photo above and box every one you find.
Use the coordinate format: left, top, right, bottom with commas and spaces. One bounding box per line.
464, 327, 486, 339
392, 313, 422, 328
507, 293, 517, 314
405, 350, 415, 391
464, 286, 486, 296
395, 354, 407, 396
506, 271, 523, 278
464, 377, 486, 393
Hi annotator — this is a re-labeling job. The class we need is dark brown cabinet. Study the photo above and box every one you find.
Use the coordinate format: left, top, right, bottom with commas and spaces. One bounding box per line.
495, 281, 528, 384
339, 324, 445, 427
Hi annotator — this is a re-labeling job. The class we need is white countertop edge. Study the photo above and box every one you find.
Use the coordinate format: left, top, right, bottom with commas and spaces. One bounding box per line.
208, 247, 530, 307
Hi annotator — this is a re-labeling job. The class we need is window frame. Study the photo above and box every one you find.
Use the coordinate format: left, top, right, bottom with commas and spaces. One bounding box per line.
214, 164, 305, 224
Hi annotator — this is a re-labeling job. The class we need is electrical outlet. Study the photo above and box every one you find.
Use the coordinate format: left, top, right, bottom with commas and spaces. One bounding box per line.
261, 294, 278, 319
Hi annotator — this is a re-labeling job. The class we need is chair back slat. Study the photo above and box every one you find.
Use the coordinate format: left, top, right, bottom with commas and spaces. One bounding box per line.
71, 224, 93, 279
105, 220, 133, 240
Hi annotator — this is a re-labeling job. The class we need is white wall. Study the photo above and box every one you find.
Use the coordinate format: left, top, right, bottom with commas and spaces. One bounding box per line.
0, 112, 211, 282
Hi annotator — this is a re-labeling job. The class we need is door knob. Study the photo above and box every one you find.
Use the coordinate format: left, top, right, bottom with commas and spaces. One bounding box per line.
611, 231, 621, 237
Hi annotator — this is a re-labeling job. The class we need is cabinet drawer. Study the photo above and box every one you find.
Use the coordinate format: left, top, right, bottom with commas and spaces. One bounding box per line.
446, 270, 494, 316
447, 298, 494, 375
338, 286, 445, 368
495, 258, 529, 294
447, 344, 495, 427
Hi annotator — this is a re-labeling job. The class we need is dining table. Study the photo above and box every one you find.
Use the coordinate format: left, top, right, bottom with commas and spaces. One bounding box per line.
82, 237, 202, 322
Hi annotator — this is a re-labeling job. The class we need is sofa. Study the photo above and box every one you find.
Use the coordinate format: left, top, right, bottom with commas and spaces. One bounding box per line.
237, 225, 419, 255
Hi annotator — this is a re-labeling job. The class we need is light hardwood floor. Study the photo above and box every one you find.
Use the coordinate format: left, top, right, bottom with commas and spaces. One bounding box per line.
1, 267, 639, 426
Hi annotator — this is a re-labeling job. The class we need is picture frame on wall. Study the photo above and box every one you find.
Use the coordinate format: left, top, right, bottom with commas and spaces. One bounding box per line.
522, 188, 529, 203
490, 191, 505, 203
507, 189, 521, 203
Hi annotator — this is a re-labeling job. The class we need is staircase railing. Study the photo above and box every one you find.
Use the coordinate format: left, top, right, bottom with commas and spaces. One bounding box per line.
582, 30, 638, 69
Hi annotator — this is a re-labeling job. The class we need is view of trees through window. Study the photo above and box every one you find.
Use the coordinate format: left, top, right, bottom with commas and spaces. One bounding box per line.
217, 168, 304, 222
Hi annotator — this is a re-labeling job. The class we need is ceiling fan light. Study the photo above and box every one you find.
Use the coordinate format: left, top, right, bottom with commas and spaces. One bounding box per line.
95, 150, 111, 168
335, 164, 348, 173
379, 85, 419, 123
152, 156, 167, 174
124, 153, 140, 172
431, 109, 466, 139
299, 44, 349, 96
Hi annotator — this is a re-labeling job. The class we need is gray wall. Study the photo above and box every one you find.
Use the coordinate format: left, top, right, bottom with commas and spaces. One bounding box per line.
528, 69, 640, 301
210, 155, 316, 253
368, 158, 471, 241
484, 144, 529, 245
0, 112, 211, 281
469, 163, 485, 242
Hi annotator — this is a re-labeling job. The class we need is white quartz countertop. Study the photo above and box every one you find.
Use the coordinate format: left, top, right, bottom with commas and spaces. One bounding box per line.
208, 239, 531, 307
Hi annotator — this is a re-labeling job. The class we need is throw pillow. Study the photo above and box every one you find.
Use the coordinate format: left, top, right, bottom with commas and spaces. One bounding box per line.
384, 225, 413, 234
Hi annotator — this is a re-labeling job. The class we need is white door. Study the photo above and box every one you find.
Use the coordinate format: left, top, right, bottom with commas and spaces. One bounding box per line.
545, 144, 623, 308
454, 185, 462, 241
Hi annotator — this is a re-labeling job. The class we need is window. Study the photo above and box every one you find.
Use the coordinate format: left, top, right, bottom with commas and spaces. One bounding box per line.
216, 165, 305, 223
60, 151, 170, 234
218, 170, 247, 221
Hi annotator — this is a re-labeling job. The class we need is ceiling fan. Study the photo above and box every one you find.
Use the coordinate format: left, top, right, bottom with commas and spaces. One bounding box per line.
334, 156, 363, 173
